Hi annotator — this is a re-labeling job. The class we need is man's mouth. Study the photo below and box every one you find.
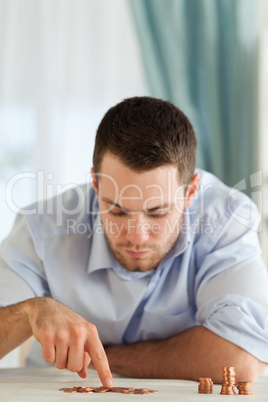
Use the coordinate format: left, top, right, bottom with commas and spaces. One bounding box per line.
125, 250, 150, 258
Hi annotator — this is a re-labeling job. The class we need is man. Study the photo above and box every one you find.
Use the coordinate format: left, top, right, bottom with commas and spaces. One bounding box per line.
0, 97, 267, 387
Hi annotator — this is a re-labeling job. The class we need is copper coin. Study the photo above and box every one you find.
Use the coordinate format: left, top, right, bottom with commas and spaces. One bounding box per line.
110, 387, 135, 393
92, 387, 111, 393
84, 387, 94, 392
75, 387, 85, 392
76, 388, 86, 393
237, 382, 252, 387
198, 385, 213, 391
135, 388, 150, 392
237, 386, 252, 390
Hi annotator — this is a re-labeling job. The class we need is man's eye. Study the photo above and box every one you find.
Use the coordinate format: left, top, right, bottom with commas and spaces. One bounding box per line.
147, 209, 169, 218
109, 209, 126, 217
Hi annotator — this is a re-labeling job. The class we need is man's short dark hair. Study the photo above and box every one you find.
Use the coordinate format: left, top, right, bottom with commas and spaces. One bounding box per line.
93, 96, 197, 184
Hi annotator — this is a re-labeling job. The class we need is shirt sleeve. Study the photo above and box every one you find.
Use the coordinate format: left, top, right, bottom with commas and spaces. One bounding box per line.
0, 213, 50, 306
194, 193, 268, 363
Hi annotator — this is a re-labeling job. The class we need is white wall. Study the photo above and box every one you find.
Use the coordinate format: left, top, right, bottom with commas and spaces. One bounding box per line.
0, 0, 150, 241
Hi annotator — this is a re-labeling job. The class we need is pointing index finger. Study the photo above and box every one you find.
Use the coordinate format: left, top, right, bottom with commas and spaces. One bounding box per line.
85, 333, 113, 388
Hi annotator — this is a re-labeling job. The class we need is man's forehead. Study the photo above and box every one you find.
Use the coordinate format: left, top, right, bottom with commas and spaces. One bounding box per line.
98, 154, 180, 185
96, 173, 186, 211
97, 169, 181, 194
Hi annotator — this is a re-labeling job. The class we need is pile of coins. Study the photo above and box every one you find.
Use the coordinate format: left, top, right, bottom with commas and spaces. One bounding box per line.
59, 386, 158, 395
220, 367, 236, 395
198, 378, 213, 394
237, 382, 253, 395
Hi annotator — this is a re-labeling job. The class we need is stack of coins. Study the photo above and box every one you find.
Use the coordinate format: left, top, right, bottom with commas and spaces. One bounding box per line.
220, 367, 236, 395
237, 382, 253, 395
198, 378, 213, 394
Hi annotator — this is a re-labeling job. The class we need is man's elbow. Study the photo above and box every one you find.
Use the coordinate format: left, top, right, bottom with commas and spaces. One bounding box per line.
233, 351, 266, 383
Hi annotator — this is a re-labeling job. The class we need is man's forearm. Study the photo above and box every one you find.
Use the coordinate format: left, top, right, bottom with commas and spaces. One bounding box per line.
0, 300, 32, 359
106, 326, 266, 383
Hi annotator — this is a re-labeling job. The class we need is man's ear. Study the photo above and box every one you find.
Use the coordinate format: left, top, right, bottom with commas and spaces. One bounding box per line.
185, 173, 200, 210
91, 168, 98, 192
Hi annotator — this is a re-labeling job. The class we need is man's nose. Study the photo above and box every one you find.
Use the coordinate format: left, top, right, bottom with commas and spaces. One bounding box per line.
125, 215, 150, 246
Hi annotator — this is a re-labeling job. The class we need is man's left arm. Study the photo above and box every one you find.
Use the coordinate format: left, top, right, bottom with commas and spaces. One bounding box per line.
105, 325, 266, 383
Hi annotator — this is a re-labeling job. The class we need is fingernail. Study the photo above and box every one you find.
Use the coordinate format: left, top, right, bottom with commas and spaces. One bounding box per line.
104, 378, 113, 388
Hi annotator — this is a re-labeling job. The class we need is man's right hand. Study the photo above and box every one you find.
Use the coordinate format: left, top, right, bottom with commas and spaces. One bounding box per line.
0, 297, 113, 388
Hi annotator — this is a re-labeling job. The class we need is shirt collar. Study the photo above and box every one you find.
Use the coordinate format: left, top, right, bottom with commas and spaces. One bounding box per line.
156, 212, 192, 271
173, 212, 192, 255
87, 213, 117, 274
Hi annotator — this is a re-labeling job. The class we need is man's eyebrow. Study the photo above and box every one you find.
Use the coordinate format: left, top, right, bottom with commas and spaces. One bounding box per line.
101, 197, 173, 211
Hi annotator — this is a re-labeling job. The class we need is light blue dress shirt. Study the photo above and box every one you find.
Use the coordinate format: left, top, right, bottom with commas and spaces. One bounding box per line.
1, 169, 268, 365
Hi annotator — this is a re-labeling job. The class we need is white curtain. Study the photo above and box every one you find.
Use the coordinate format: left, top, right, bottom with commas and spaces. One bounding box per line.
0, 0, 149, 239
0, 0, 149, 367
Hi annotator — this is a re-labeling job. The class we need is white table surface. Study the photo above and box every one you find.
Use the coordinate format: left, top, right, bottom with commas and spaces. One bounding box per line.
0, 366, 268, 402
